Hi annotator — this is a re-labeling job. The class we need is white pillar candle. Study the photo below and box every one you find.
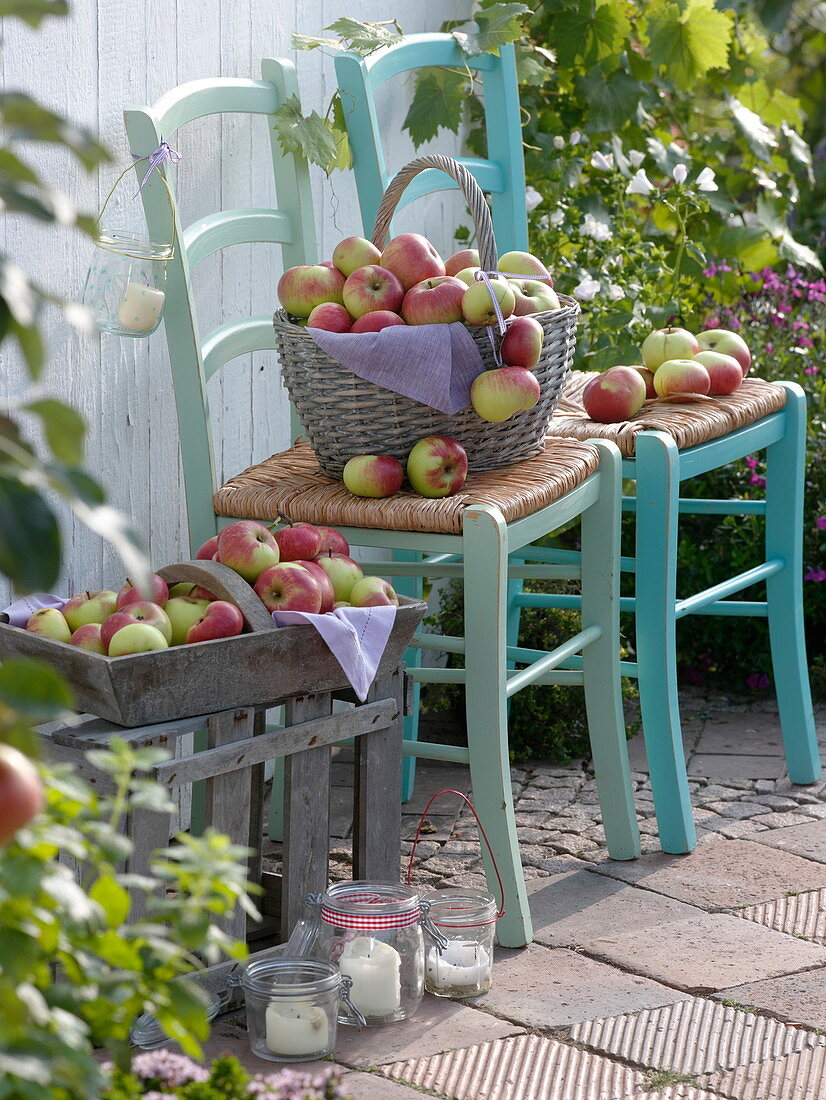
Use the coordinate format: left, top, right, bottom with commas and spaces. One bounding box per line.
265, 1001, 329, 1057
426, 943, 491, 989
338, 936, 401, 1017
117, 282, 165, 331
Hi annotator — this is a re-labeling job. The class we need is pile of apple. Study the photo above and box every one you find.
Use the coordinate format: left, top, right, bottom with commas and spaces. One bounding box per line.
278, 235, 559, 425
582, 326, 752, 424
343, 434, 468, 500
23, 520, 399, 657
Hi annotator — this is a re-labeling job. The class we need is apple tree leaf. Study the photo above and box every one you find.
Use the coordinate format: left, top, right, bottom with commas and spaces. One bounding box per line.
405, 68, 466, 148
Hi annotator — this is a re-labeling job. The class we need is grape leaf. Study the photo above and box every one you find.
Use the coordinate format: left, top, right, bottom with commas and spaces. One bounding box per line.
290, 32, 341, 52
646, 0, 733, 89
405, 69, 466, 148
576, 67, 643, 133
756, 196, 823, 271
325, 18, 402, 55
517, 45, 553, 87
554, 0, 631, 69
727, 97, 778, 162
330, 94, 352, 172
471, 2, 531, 54
781, 122, 814, 181
273, 95, 340, 173
734, 79, 803, 130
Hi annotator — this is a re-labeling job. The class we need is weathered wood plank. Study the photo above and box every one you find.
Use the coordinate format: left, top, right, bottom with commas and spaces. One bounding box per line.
127, 801, 174, 922
353, 665, 404, 882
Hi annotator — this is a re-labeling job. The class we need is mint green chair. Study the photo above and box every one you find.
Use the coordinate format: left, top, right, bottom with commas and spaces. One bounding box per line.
125, 72, 640, 948
336, 34, 822, 854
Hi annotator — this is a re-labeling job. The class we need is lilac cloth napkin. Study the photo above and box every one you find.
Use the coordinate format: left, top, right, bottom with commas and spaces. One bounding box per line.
272, 604, 397, 701
308, 321, 486, 415
1, 593, 68, 627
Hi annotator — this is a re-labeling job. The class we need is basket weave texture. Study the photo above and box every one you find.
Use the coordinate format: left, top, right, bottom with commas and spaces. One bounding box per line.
274, 154, 579, 478
551, 372, 787, 456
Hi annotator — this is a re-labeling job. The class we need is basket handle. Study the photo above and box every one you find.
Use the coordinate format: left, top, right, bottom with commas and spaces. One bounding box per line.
371, 154, 498, 272
156, 560, 276, 633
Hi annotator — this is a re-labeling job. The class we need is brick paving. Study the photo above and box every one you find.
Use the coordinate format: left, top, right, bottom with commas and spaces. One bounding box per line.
217, 693, 826, 1098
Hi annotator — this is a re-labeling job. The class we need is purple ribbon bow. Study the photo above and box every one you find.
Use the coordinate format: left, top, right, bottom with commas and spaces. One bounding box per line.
474, 264, 553, 365
131, 141, 182, 193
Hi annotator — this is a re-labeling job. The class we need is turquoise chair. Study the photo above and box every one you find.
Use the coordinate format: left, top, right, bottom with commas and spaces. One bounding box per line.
125, 73, 641, 948
336, 33, 822, 853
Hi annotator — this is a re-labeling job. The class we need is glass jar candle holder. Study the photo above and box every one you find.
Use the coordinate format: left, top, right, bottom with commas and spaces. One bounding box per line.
231, 957, 355, 1063
422, 887, 497, 999
81, 231, 172, 337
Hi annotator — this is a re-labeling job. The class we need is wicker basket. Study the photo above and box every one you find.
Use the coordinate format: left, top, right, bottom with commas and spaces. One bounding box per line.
275, 154, 579, 476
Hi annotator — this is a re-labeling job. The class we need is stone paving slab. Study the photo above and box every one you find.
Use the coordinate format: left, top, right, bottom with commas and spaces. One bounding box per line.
473, 943, 688, 1028
698, 1043, 826, 1099
340, 1071, 431, 1098
569, 997, 818, 1074
714, 967, 826, 1030
584, 911, 826, 992
750, 819, 826, 863
687, 754, 785, 780
382, 1033, 647, 1100
588, 840, 826, 909
732, 886, 826, 944
692, 712, 785, 757
332, 994, 523, 1069
621, 1089, 722, 1100
526, 868, 703, 949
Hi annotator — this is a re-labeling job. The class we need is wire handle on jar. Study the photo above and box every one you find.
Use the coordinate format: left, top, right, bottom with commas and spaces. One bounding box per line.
406, 789, 506, 919
419, 898, 449, 953
338, 974, 367, 1029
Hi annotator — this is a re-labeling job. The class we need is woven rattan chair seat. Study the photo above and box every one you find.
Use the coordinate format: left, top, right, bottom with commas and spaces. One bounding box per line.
550, 372, 786, 457
213, 438, 601, 535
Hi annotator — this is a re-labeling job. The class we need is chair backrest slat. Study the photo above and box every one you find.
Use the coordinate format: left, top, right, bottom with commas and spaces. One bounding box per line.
201, 317, 278, 382
183, 209, 296, 268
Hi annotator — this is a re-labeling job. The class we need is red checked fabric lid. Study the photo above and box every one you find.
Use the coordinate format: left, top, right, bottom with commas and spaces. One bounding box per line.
320, 881, 421, 931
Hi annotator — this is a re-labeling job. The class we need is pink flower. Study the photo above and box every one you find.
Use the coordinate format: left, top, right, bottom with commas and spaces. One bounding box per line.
816, 516, 826, 529
805, 569, 826, 582
750, 474, 767, 488
747, 672, 770, 690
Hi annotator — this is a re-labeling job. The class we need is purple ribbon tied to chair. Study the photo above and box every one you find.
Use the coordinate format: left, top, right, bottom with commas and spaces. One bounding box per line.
131, 141, 182, 193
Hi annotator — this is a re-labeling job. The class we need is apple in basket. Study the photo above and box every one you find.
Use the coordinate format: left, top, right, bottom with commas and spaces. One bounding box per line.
697, 329, 751, 376
275, 523, 323, 562
164, 596, 211, 645
498, 251, 554, 286
343, 265, 405, 319
471, 367, 541, 423
462, 279, 516, 326
343, 454, 405, 498
216, 520, 280, 582
277, 264, 346, 318
307, 302, 353, 333
332, 236, 382, 277
407, 436, 468, 498
315, 554, 364, 602
62, 589, 118, 631
509, 279, 560, 316
184, 601, 245, 643
380, 233, 445, 292
314, 526, 350, 556
652, 359, 711, 398
453, 266, 484, 287
108, 623, 169, 657
25, 607, 72, 643
582, 367, 647, 423
196, 535, 219, 560
445, 248, 480, 277
116, 573, 169, 610
351, 310, 406, 333
693, 351, 743, 396
69, 623, 107, 653
254, 562, 323, 614
402, 276, 467, 326
349, 576, 400, 608
641, 326, 699, 371
501, 316, 544, 370
101, 602, 173, 650
300, 560, 336, 613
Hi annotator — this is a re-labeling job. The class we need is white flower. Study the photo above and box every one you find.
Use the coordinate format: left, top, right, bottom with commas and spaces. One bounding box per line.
573, 277, 601, 301
628, 150, 645, 168
590, 151, 614, 171
672, 163, 688, 185
569, 130, 582, 146
553, 135, 565, 150
526, 186, 543, 213
549, 208, 566, 227
626, 169, 655, 196
696, 167, 718, 192
607, 284, 625, 300
580, 212, 612, 242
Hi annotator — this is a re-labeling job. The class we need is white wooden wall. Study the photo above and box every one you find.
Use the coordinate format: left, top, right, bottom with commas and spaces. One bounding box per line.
0, 0, 472, 605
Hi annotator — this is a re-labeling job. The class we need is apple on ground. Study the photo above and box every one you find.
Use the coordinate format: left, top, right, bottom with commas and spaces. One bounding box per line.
277, 264, 346, 317
401, 276, 467, 325
351, 310, 406, 333
216, 520, 280, 582
349, 576, 400, 608
185, 600, 245, 643
582, 367, 647, 423
471, 366, 541, 422
25, 608, 71, 643
379, 233, 445, 292
629, 365, 657, 399
693, 350, 743, 395
406, 436, 468, 498
275, 523, 323, 562
462, 278, 516, 326
509, 279, 560, 316
332, 236, 382, 277
117, 574, 169, 610
653, 358, 711, 398
314, 526, 349, 556
445, 248, 480, 277
0, 743, 44, 844
453, 266, 483, 287
62, 589, 118, 632
342, 265, 404, 319
108, 623, 169, 657
168, 582, 197, 598
196, 535, 219, 560
307, 302, 353, 333
315, 553, 363, 602
164, 596, 211, 645
501, 316, 544, 369
498, 251, 553, 286
101, 601, 173, 650
300, 560, 336, 613
697, 329, 751, 376
641, 326, 700, 371
69, 623, 106, 653
343, 454, 405, 498
254, 562, 323, 613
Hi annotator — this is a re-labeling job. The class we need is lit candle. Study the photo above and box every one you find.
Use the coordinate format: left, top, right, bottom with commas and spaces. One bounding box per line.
265, 1001, 329, 1057
117, 282, 165, 331
338, 936, 401, 1017
426, 942, 491, 989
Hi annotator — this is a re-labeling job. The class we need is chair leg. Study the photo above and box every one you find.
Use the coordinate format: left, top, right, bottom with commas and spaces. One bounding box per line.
392, 550, 424, 802
634, 432, 697, 853
766, 384, 820, 783
581, 442, 641, 860
463, 504, 532, 948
